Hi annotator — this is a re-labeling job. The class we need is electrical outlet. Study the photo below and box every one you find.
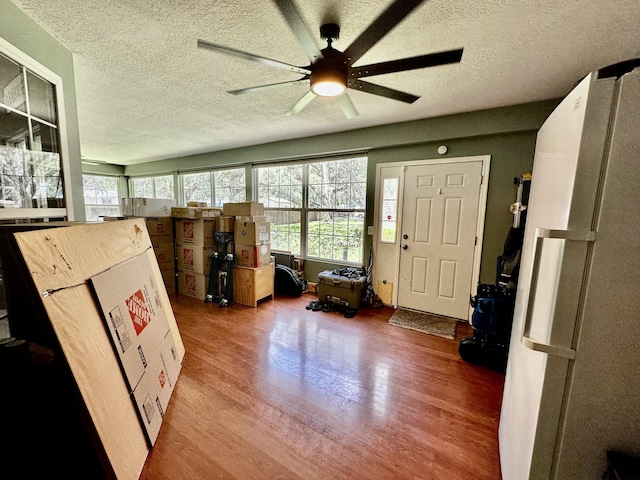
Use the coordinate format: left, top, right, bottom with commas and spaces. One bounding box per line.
367, 226, 374, 235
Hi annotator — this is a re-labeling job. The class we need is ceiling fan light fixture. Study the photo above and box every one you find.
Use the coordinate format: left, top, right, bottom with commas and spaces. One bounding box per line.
310, 70, 346, 97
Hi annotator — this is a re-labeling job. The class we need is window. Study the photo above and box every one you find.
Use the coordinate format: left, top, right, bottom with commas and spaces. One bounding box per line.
180, 167, 245, 207
0, 50, 65, 214
258, 164, 303, 254
255, 155, 367, 264
380, 177, 399, 243
83, 174, 120, 221
130, 174, 174, 199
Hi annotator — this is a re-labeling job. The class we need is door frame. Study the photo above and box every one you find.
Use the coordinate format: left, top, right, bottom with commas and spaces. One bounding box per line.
373, 155, 491, 320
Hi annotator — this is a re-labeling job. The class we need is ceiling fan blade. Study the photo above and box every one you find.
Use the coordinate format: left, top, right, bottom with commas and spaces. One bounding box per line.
343, 0, 425, 65
337, 94, 358, 119
273, 0, 323, 62
197, 39, 311, 75
348, 79, 419, 103
285, 91, 316, 116
228, 78, 310, 95
351, 48, 463, 78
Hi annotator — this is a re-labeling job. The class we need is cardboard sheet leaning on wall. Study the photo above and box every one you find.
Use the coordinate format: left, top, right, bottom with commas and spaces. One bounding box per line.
90, 250, 182, 446
13, 219, 185, 480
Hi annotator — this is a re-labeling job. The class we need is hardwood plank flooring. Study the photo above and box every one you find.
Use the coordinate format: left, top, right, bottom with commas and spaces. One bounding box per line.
140, 293, 504, 480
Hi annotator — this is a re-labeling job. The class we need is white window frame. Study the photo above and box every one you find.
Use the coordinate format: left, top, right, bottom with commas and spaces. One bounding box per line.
0, 37, 72, 220
178, 167, 246, 207
128, 174, 175, 200
82, 173, 121, 221
254, 154, 367, 265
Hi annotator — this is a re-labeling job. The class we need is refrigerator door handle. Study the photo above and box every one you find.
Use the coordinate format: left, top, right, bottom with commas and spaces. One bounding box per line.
521, 228, 596, 360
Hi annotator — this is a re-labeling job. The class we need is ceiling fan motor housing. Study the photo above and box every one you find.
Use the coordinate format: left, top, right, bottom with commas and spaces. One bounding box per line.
311, 46, 348, 95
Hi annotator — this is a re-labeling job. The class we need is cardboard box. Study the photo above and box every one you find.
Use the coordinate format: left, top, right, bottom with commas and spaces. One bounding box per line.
223, 201, 264, 217
187, 201, 207, 207
177, 270, 209, 299
234, 221, 270, 245
145, 217, 173, 242
235, 243, 271, 268
130, 331, 181, 445
233, 264, 274, 307
152, 242, 174, 267
90, 253, 173, 395
176, 244, 213, 274
175, 218, 215, 247
216, 215, 235, 233
121, 198, 176, 217
171, 207, 223, 219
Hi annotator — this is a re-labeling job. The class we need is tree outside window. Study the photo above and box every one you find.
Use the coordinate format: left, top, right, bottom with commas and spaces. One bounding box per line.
256, 156, 367, 263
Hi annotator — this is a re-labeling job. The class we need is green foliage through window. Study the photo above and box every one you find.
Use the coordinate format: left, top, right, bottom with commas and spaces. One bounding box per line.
256, 155, 367, 263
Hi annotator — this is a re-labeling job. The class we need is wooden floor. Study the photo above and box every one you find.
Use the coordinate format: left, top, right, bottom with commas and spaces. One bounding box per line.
140, 293, 505, 480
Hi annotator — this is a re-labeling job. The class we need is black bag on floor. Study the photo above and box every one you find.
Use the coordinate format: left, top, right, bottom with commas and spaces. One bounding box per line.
274, 264, 304, 297
470, 284, 515, 341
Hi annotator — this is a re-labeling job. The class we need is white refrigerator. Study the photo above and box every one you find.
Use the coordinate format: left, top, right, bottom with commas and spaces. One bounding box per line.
499, 62, 640, 479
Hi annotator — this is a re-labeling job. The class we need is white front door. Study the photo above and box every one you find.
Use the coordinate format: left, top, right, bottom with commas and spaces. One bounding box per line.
397, 161, 483, 319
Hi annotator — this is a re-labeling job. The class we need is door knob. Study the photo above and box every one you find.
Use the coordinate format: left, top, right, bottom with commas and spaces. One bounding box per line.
403, 234, 408, 239
402, 244, 408, 250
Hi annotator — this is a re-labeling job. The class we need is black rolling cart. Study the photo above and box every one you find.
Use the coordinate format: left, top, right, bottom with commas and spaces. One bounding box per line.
205, 231, 234, 306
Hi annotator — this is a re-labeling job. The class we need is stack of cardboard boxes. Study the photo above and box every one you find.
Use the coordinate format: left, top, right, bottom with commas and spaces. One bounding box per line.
172, 204, 223, 299
146, 217, 176, 294
117, 197, 178, 294
224, 202, 274, 307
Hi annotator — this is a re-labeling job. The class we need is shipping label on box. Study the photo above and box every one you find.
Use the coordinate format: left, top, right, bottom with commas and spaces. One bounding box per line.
234, 221, 270, 245
176, 244, 213, 274
223, 201, 265, 217
90, 253, 172, 394
175, 218, 215, 247
177, 270, 209, 299
235, 243, 271, 268
145, 217, 173, 242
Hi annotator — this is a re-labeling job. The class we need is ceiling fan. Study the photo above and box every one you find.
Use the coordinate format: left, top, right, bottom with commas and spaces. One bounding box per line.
197, 0, 463, 118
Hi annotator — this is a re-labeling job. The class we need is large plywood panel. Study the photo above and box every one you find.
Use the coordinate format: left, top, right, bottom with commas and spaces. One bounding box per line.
13, 219, 185, 480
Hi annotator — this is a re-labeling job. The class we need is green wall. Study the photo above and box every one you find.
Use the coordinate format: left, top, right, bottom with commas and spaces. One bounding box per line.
125, 100, 558, 284
367, 131, 538, 284
1, 0, 84, 220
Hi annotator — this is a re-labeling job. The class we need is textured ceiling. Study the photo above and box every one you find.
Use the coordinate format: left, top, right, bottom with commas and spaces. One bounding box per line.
9, 0, 640, 165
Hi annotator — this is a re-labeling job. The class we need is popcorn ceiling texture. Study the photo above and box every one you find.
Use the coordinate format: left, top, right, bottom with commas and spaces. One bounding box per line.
9, 0, 640, 165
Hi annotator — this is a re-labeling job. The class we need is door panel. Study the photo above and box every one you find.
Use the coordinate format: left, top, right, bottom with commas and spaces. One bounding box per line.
443, 197, 462, 245
397, 161, 482, 319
